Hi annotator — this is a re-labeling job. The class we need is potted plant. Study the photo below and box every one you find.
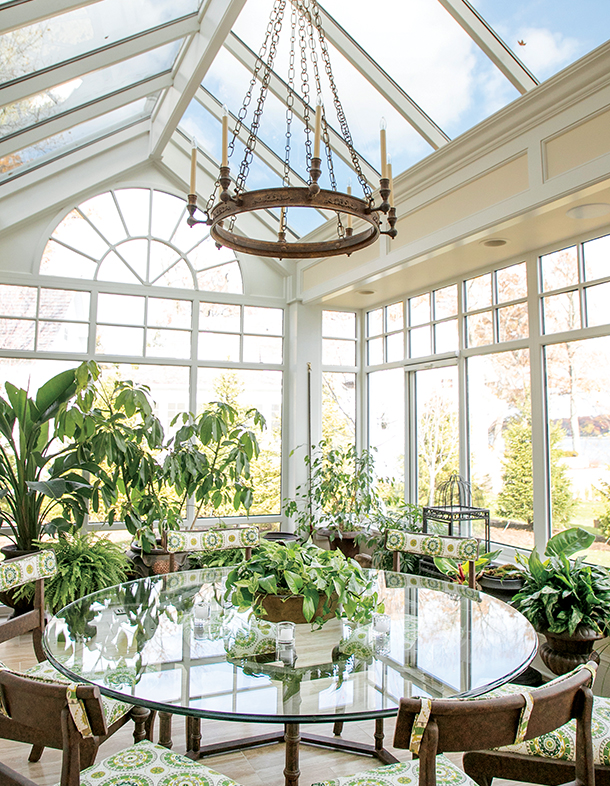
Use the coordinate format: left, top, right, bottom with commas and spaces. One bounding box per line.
512, 526, 610, 674
0, 363, 100, 559
224, 540, 381, 627
285, 441, 384, 559
433, 548, 501, 587
363, 498, 423, 572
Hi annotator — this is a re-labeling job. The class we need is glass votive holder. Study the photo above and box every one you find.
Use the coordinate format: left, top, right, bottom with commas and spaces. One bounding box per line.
277, 644, 297, 667
193, 601, 211, 629
276, 621, 296, 646
373, 613, 391, 634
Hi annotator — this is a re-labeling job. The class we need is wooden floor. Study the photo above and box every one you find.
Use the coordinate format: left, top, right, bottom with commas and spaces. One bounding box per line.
0, 633, 538, 786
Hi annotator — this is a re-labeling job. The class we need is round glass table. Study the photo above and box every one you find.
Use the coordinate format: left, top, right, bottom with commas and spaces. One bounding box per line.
43, 568, 537, 786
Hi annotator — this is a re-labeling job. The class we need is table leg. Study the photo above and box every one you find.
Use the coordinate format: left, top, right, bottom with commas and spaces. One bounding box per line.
374, 718, 384, 754
187, 716, 201, 753
284, 722, 301, 786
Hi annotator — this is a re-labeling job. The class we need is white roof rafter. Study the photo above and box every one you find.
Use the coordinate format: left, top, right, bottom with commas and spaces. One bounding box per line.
436, 0, 539, 94
150, 0, 249, 158
0, 0, 100, 36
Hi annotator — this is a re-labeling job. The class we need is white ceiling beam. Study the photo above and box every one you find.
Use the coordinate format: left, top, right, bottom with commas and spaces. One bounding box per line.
436, 0, 539, 94
0, 0, 100, 35
150, 0, 248, 158
224, 32, 380, 184
0, 74, 172, 160
0, 15, 198, 106
312, 3, 450, 150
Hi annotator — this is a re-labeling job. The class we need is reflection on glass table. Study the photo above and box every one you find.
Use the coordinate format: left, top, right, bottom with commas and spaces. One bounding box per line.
44, 568, 537, 786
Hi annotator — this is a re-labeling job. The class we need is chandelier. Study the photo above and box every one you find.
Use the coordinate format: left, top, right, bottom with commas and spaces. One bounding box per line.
186, 0, 397, 259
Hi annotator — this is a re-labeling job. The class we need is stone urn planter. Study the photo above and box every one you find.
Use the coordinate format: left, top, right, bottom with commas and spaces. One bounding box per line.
255, 592, 338, 624
539, 625, 603, 675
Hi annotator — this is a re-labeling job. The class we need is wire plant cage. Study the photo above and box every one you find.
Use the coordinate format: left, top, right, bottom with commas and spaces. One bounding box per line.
422, 474, 491, 552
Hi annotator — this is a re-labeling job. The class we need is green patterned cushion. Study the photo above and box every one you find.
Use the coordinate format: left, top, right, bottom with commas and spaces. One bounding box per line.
385, 530, 478, 560
337, 626, 375, 660
0, 550, 57, 590
75, 740, 244, 786
24, 660, 131, 727
165, 527, 259, 554
225, 619, 277, 658
311, 755, 475, 786
384, 571, 481, 602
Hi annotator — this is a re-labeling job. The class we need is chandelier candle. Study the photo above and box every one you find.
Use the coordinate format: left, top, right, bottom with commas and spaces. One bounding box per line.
313, 98, 322, 159
387, 161, 394, 208
222, 105, 229, 168
347, 182, 353, 231
380, 118, 388, 179
190, 137, 197, 195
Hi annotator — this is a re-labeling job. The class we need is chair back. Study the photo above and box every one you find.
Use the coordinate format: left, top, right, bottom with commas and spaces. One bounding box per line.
0, 669, 106, 786
163, 526, 259, 571
0, 551, 57, 660
393, 662, 596, 786
385, 530, 479, 588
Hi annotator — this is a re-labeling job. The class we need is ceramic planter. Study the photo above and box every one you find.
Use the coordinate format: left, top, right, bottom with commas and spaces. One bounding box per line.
539, 625, 603, 675
255, 592, 338, 624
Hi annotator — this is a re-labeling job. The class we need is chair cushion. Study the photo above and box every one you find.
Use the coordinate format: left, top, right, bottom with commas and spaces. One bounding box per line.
311, 756, 475, 786
76, 740, 244, 786
385, 530, 478, 560
0, 551, 57, 590
165, 526, 259, 554
24, 660, 131, 728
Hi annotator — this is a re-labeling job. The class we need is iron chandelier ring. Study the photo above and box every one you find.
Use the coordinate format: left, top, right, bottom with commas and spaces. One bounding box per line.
208, 186, 381, 259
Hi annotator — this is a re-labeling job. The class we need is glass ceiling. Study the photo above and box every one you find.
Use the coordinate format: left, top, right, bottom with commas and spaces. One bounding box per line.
0, 0, 608, 241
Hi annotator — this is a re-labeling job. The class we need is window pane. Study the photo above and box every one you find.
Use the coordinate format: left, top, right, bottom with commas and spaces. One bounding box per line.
468, 350, 533, 549
0, 359, 76, 398
243, 306, 283, 336
466, 311, 493, 347
38, 322, 88, 353
367, 337, 383, 365
0, 319, 35, 350
199, 303, 240, 332
146, 329, 191, 359
416, 366, 459, 506
409, 325, 431, 357
435, 319, 458, 353
367, 308, 383, 337
545, 337, 610, 566
540, 246, 578, 292
39, 289, 90, 321
465, 274, 491, 311
496, 262, 527, 303
586, 282, 610, 328
196, 262, 243, 294
147, 298, 191, 329
386, 332, 404, 363
409, 294, 430, 326
97, 293, 145, 325
323, 338, 356, 366
96, 325, 144, 355
497, 303, 529, 342
542, 291, 581, 334
0, 285, 36, 317
323, 310, 356, 338
198, 332, 240, 362
583, 234, 610, 282
434, 285, 458, 319
196, 368, 282, 516
40, 240, 97, 278
386, 302, 404, 332
369, 368, 404, 482
323, 372, 355, 446
243, 335, 283, 364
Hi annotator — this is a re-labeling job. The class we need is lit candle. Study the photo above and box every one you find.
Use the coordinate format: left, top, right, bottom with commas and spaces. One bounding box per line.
373, 613, 391, 633
347, 180, 352, 229
222, 105, 229, 168
379, 117, 387, 179
190, 136, 197, 194
313, 96, 323, 159
279, 206, 286, 239
387, 158, 394, 208
277, 621, 296, 644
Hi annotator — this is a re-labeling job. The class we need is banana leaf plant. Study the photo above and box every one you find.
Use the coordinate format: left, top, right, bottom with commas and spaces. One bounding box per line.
0, 363, 99, 552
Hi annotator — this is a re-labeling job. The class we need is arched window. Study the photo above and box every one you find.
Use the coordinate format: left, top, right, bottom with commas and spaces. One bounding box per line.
40, 188, 243, 293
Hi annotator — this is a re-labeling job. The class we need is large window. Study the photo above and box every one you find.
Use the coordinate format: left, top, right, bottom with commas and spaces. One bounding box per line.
322, 310, 357, 446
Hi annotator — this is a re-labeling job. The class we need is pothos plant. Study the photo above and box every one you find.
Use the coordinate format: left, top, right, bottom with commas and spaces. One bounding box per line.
284, 440, 384, 542
224, 540, 381, 627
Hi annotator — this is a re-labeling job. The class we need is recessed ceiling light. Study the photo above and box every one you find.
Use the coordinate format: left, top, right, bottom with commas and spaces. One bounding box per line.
357, 289, 376, 295
566, 203, 610, 220
481, 238, 508, 248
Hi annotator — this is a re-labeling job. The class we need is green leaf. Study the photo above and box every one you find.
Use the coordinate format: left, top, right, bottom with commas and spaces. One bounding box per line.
545, 527, 595, 559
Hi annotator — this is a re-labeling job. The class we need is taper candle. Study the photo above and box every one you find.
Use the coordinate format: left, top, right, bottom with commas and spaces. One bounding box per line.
222, 105, 229, 167
347, 180, 352, 229
379, 117, 387, 179
313, 97, 322, 159
190, 137, 197, 194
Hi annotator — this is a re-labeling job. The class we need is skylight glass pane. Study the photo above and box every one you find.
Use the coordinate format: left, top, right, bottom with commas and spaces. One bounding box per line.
1, 0, 198, 84
0, 42, 181, 140
0, 99, 152, 181
469, 0, 610, 81
320, 0, 521, 142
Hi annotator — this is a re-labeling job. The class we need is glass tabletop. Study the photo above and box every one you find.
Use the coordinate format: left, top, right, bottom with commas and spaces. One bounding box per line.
43, 568, 538, 724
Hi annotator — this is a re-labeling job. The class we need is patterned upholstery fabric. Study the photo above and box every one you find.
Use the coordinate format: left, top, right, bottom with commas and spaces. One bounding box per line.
76, 740, 245, 786
0, 550, 57, 590
165, 527, 259, 554
385, 530, 479, 561
311, 755, 475, 786
20, 660, 131, 727
384, 571, 481, 602
225, 619, 277, 658
336, 626, 374, 660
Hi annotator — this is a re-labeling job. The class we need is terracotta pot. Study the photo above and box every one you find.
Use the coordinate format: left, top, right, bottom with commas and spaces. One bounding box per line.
539, 625, 603, 675
255, 592, 338, 624
318, 529, 361, 559
0, 545, 39, 617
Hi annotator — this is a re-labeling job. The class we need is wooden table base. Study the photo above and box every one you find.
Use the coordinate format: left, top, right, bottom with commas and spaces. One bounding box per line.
185, 717, 399, 786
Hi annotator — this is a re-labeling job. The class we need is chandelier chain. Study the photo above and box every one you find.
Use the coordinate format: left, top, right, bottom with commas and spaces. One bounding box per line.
284, 6, 297, 188
298, 12, 312, 174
